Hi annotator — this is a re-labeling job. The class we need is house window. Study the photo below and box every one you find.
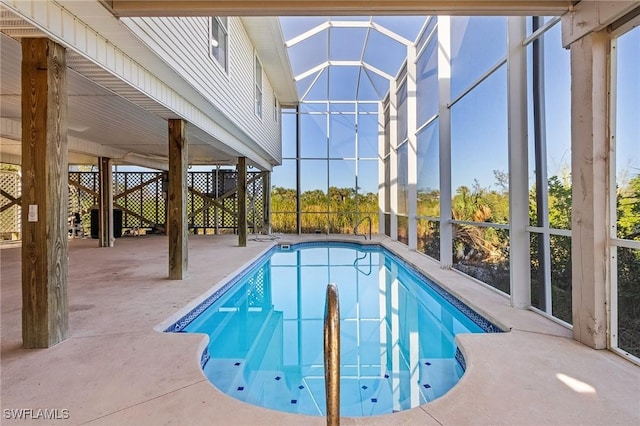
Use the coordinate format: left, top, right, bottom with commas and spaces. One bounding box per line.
210, 17, 228, 72
255, 55, 263, 118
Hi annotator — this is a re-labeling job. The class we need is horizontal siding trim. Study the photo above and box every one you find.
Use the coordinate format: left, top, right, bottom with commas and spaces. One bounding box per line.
124, 16, 282, 163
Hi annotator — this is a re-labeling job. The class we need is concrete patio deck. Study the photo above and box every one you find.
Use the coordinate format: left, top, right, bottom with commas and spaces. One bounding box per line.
1, 234, 638, 425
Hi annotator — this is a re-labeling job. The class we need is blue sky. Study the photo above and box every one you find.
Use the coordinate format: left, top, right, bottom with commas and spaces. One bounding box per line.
275, 16, 639, 196
616, 27, 640, 184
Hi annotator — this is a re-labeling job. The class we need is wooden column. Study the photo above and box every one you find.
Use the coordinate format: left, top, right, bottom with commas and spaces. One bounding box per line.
238, 157, 247, 247
262, 171, 271, 234
21, 38, 69, 348
168, 119, 188, 279
570, 31, 610, 349
98, 156, 114, 247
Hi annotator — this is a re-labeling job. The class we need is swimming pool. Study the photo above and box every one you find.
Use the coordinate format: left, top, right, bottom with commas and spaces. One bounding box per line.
166, 242, 501, 417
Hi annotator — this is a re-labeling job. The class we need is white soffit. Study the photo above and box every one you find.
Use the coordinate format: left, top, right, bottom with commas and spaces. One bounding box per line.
241, 16, 299, 105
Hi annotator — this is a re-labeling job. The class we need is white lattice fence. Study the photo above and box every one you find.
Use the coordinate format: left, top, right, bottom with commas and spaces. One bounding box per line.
0, 169, 21, 240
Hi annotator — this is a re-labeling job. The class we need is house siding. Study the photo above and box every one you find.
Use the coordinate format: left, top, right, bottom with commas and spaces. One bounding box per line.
123, 16, 282, 165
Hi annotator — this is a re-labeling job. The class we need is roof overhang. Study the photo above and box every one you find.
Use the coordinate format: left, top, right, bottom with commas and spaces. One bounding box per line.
241, 17, 298, 105
103, 0, 576, 17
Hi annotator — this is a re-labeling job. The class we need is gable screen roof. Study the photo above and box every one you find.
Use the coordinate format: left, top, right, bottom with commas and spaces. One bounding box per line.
280, 16, 427, 102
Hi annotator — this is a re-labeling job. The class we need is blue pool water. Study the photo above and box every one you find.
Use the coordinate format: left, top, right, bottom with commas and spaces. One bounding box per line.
168, 242, 500, 417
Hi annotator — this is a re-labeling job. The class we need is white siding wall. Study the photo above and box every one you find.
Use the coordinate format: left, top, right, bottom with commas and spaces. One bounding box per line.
123, 16, 281, 164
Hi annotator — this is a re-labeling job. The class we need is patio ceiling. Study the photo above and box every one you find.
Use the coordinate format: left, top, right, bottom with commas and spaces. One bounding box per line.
0, 4, 295, 170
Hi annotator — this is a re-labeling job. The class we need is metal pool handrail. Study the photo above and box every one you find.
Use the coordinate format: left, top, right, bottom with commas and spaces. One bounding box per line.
354, 216, 371, 240
324, 283, 340, 426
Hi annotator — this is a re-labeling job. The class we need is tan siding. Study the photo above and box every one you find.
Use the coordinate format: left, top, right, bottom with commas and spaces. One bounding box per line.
124, 16, 281, 164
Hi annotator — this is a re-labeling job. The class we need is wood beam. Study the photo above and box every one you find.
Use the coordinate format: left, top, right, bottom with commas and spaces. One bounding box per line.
262, 171, 271, 234
238, 157, 247, 247
168, 119, 188, 280
570, 31, 609, 349
562, 1, 640, 47
98, 157, 114, 247
21, 38, 69, 348
107, 0, 573, 17
113, 175, 162, 200
0, 189, 20, 213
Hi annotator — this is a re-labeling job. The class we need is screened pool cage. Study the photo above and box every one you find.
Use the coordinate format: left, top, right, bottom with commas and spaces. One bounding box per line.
0, 15, 638, 362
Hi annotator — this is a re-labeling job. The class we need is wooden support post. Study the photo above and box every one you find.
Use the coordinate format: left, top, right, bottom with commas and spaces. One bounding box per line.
570, 31, 610, 349
168, 119, 188, 279
98, 156, 114, 247
263, 171, 271, 234
21, 38, 69, 348
238, 157, 247, 247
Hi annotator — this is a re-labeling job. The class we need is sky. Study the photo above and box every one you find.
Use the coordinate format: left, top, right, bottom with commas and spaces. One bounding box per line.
616, 27, 640, 185
275, 16, 639, 197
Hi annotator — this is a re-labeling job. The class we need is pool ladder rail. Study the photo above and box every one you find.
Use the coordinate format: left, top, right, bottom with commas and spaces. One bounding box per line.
324, 283, 340, 426
354, 216, 372, 240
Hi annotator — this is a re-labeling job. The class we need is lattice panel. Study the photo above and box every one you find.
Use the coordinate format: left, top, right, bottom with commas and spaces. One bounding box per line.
0, 169, 21, 238
188, 172, 211, 229
186, 170, 266, 232
114, 172, 164, 229
247, 172, 265, 232
2, 168, 268, 239
68, 172, 98, 233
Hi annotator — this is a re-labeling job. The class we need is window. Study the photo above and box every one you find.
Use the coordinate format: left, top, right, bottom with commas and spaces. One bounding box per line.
255, 55, 263, 118
209, 17, 228, 72
612, 25, 640, 360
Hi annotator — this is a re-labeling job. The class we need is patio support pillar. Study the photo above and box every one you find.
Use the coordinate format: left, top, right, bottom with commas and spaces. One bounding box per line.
507, 16, 531, 309
21, 38, 69, 348
437, 16, 453, 268
569, 31, 610, 349
238, 157, 247, 247
98, 156, 114, 247
168, 119, 188, 280
262, 171, 271, 234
